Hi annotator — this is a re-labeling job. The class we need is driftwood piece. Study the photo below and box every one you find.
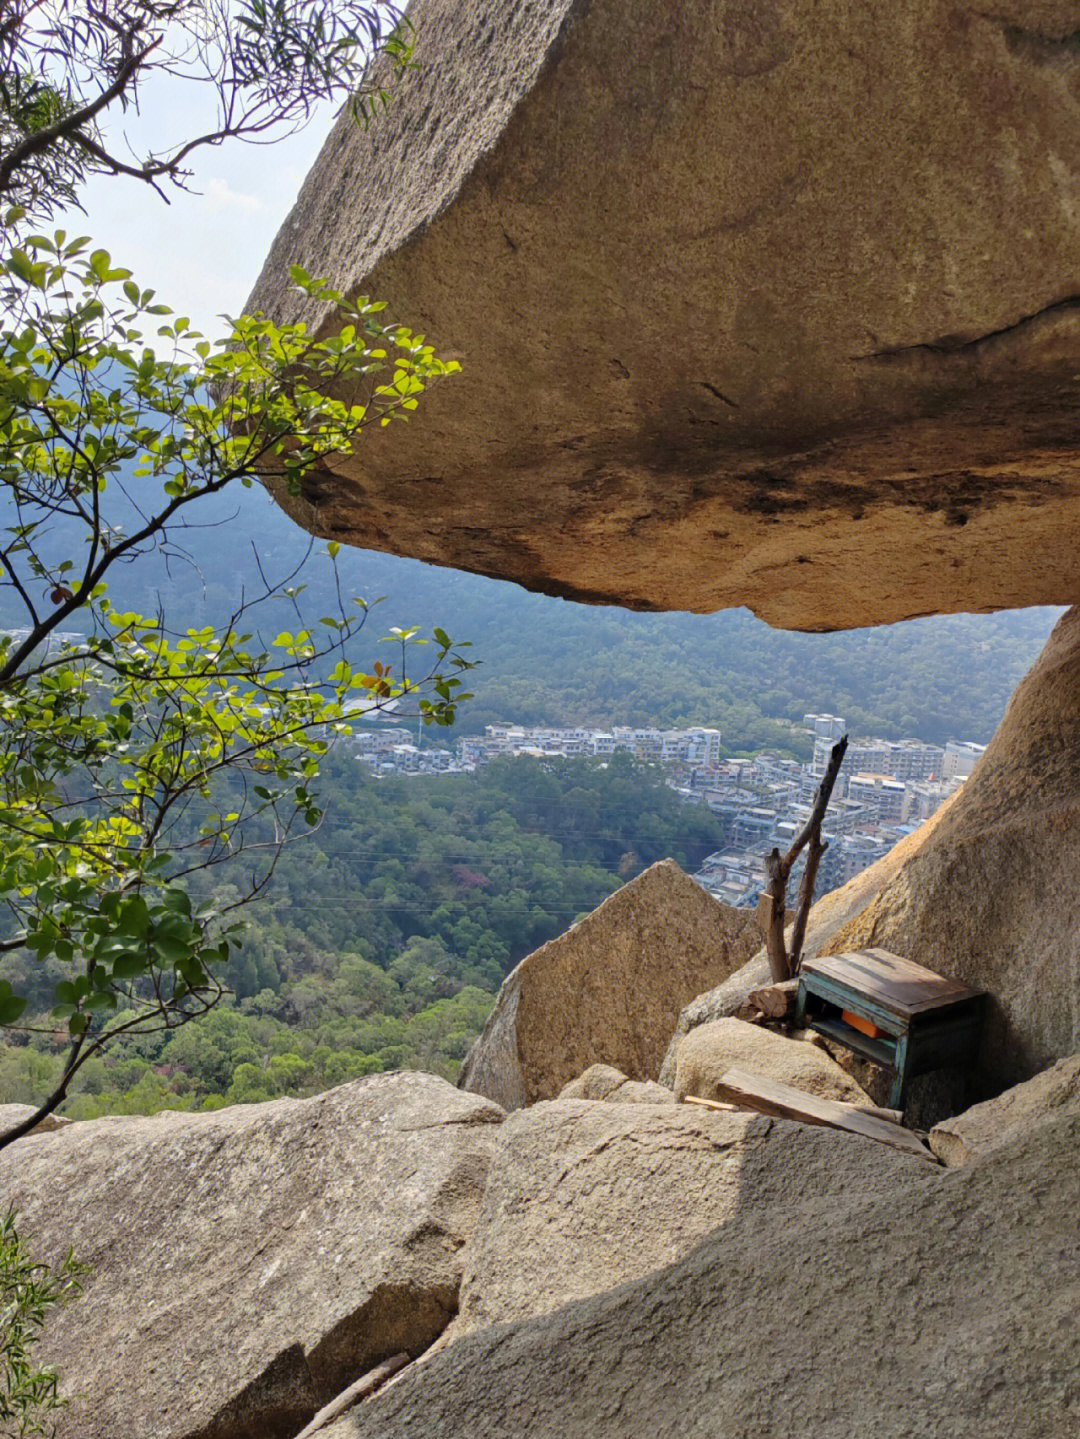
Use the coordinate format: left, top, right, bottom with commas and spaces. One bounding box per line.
790, 826, 827, 973
710, 1066, 938, 1161
747, 979, 800, 1020
765, 735, 848, 982
294, 1353, 412, 1439
681, 1094, 739, 1113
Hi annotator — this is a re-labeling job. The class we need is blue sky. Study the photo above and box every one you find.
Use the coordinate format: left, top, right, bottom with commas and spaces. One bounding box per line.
64, 90, 337, 338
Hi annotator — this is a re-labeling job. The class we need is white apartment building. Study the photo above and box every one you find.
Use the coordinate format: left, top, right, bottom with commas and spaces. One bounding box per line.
847, 772, 906, 822
941, 741, 986, 781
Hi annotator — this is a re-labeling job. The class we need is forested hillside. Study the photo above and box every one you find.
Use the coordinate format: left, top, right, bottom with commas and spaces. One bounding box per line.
0, 754, 726, 1113
5, 479, 1060, 752
0, 469, 1061, 1120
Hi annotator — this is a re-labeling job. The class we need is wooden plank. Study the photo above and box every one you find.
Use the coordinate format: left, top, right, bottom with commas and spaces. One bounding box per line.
801, 949, 980, 1019
710, 1066, 938, 1162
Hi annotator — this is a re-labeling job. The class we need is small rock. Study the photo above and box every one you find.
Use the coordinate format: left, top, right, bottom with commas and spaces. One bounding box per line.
558, 1064, 674, 1105
674, 1018, 871, 1106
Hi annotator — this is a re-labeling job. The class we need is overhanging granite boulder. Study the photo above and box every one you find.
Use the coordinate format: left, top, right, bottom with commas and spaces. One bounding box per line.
249, 0, 1080, 630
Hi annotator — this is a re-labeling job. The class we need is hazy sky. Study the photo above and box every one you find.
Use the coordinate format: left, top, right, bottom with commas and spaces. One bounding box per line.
63, 90, 338, 338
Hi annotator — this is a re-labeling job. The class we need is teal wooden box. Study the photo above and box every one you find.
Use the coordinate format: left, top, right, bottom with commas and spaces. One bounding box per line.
794, 948, 984, 1112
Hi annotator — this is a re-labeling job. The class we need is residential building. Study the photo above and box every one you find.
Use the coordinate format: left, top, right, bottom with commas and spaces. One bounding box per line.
942, 740, 986, 781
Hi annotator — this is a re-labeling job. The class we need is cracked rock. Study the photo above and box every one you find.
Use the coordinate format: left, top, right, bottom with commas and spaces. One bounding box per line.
439, 1096, 930, 1344
325, 1111, 1080, 1439
0, 1073, 503, 1439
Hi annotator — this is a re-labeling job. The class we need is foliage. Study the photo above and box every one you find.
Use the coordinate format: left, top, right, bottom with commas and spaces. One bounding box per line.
0, 1210, 84, 1439
0, 752, 728, 1108
0, 226, 467, 1141
0, 0, 414, 220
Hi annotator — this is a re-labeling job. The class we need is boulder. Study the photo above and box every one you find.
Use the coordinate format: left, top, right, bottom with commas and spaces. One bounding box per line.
658, 954, 771, 1086
0, 1102, 69, 1135
821, 605, 1080, 1088
0, 1073, 503, 1439
250, 0, 1080, 630
458, 860, 761, 1110
930, 1053, 1080, 1167
558, 1064, 673, 1105
322, 1110, 1080, 1439
672, 1018, 871, 1107
442, 1096, 930, 1344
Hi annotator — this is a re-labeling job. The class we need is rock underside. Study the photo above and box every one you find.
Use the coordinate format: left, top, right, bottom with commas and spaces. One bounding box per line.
249, 0, 1080, 629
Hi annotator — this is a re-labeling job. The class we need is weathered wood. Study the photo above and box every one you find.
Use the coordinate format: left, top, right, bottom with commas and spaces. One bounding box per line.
801, 949, 981, 1020
294, 1353, 412, 1439
764, 848, 789, 983
790, 828, 827, 973
782, 736, 849, 870
681, 1094, 739, 1113
764, 735, 848, 982
748, 978, 800, 1020
711, 1066, 938, 1161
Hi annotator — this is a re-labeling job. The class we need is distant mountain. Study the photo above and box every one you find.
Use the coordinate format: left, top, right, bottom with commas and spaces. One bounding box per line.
1, 476, 1060, 752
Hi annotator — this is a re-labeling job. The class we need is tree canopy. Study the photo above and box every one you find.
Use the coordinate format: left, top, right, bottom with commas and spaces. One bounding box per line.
0, 0, 470, 1146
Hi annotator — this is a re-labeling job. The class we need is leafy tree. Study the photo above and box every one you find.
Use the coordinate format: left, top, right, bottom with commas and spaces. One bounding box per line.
0, 3, 472, 1147
0, 0, 415, 218
0, 1209, 85, 1438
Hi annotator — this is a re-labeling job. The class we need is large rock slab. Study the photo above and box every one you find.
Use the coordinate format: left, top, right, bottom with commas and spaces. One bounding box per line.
443, 1097, 929, 1344
458, 860, 761, 1110
821, 606, 1080, 1088
322, 1110, 1080, 1439
930, 1053, 1080, 1167
0, 1073, 503, 1439
672, 1018, 871, 1106
250, 0, 1080, 630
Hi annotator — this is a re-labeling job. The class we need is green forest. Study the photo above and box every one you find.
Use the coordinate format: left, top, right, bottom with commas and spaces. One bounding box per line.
0, 474, 1063, 1121
0, 753, 726, 1114
4, 479, 1061, 753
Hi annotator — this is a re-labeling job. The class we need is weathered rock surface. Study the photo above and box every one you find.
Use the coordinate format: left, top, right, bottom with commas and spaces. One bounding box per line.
930, 1053, 1080, 1167
443, 1097, 928, 1344
0, 1074, 503, 1439
658, 955, 771, 1087
821, 605, 1080, 1088
250, 0, 1080, 630
672, 1018, 870, 1106
458, 860, 760, 1110
0, 1102, 69, 1134
322, 1111, 1080, 1439
558, 1064, 673, 1105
